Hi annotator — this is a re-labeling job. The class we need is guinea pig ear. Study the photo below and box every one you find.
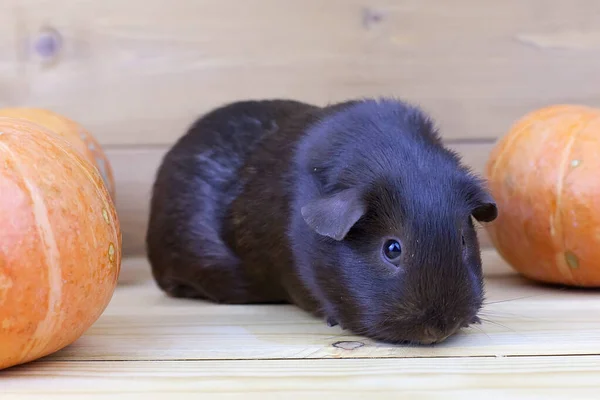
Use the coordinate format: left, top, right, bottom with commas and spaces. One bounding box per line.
301, 187, 366, 241
470, 190, 498, 223
462, 175, 498, 223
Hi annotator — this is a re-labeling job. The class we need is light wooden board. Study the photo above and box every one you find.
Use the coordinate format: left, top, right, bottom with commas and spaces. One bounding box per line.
39, 250, 600, 361
3, 249, 600, 398
1, 0, 600, 145
3, 356, 600, 399
107, 141, 498, 259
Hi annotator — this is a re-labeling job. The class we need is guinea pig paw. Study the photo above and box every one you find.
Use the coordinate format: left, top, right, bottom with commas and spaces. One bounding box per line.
326, 317, 339, 327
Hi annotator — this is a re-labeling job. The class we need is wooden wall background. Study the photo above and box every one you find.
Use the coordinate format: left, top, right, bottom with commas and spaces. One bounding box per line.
1, 0, 599, 263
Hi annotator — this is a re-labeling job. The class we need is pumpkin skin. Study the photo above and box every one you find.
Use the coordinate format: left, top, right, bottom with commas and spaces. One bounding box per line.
484, 104, 600, 287
0, 108, 116, 200
0, 117, 121, 370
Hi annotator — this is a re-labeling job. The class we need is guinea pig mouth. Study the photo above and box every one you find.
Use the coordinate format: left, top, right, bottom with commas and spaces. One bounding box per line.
411, 314, 482, 345
412, 325, 461, 345
400, 315, 481, 346
363, 319, 468, 346
415, 331, 454, 345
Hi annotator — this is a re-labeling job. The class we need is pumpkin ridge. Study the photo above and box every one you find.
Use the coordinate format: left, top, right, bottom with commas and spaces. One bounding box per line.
552, 113, 594, 286
44, 130, 122, 282
0, 140, 63, 363
488, 106, 567, 184
43, 130, 120, 250
2, 115, 114, 218
551, 127, 578, 283
0, 109, 116, 201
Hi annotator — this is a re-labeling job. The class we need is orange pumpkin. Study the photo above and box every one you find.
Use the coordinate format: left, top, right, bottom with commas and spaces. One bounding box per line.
484, 104, 600, 287
0, 117, 121, 370
0, 108, 116, 200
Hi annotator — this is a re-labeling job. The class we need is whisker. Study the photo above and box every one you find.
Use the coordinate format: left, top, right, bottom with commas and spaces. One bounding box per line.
479, 317, 525, 337
479, 310, 538, 320
466, 324, 491, 340
483, 287, 568, 306
484, 294, 541, 305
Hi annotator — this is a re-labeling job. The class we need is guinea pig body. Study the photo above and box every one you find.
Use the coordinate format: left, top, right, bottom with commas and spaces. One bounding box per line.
146, 98, 497, 345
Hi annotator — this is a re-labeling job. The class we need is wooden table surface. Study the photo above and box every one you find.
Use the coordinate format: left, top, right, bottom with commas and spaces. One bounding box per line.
3, 249, 600, 399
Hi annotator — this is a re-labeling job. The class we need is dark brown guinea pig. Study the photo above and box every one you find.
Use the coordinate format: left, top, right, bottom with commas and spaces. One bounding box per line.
145, 97, 498, 345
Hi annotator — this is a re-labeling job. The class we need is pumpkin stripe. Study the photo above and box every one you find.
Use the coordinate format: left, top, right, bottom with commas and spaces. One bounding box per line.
488, 106, 567, 181
47, 133, 119, 245
551, 122, 581, 283
551, 113, 595, 286
0, 108, 116, 200
0, 141, 63, 361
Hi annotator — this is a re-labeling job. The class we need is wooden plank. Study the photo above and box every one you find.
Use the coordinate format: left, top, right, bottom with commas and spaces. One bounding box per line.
107, 142, 497, 258
2, 0, 599, 145
46, 249, 600, 361
0, 1, 24, 104
3, 356, 600, 399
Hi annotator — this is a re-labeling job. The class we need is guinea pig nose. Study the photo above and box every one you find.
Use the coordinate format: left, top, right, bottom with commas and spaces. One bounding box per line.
418, 326, 445, 344
417, 325, 458, 345
416, 336, 438, 345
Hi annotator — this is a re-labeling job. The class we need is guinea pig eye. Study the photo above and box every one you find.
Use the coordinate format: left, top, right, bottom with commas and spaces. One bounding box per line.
382, 238, 402, 263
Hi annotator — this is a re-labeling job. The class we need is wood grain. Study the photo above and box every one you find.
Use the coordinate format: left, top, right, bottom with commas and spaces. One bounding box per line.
107, 141, 498, 258
2, 2, 599, 396
40, 250, 600, 362
3, 249, 600, 398
1, 0, 599, 145
4, 356, 600, 399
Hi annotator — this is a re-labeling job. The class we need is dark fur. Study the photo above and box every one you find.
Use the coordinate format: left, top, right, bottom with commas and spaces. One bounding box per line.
145, 98, 498, 345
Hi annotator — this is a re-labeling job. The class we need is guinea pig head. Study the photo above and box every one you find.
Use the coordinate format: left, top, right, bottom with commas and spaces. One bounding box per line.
300, 174, 497, 345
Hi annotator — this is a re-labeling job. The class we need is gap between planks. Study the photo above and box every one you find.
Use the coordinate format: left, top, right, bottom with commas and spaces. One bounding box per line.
40, 249, 600, 363
4, 356, 600, 399
32, 352, 600, 364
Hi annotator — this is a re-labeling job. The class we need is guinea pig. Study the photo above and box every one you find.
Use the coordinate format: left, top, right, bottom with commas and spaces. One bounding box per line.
145, 97, 498, 345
